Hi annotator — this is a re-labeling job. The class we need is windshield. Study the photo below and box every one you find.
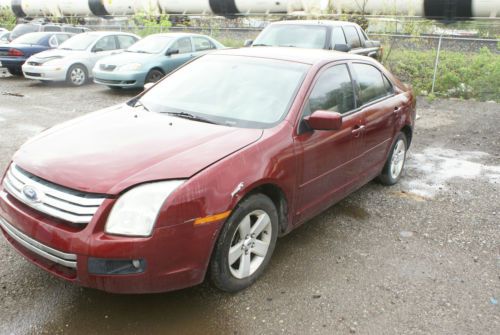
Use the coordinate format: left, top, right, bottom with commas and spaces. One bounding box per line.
254, 25, 328, 49
127, 35, 173, 54
59, 34, 99, 50
140, 55, 309, 128
11, 24, 39, 40
12, 32, 45, 45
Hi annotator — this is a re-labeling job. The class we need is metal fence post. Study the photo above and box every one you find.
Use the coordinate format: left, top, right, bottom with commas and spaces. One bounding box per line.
431, 34, 443, 94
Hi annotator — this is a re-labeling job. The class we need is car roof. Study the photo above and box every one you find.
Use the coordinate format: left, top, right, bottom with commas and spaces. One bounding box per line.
82, 31, 138, 37
143, 32, 213, 38
212, 47, 372, 66
269, 20, 359, 27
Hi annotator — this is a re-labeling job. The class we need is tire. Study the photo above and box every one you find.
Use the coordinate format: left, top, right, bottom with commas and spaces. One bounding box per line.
7, 67, 22, 76
210, 194, 279, 292
66, 64, 88, 87
378, 132, 408, 185
145, 69, 164, 84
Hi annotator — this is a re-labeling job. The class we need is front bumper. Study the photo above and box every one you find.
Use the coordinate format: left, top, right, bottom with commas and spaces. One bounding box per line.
0, 187, 221, 294
93, 69, 146, 88
22, 63, 68, 82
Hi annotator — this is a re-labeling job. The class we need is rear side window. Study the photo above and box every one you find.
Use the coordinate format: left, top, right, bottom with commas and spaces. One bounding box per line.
56, 34, 71, 44
305, 64, 355, 116
48, 35, 58, 47
331, 27, 347, 46
117, 35, 137, 49
193, 36, 215, 51
343, 26, 361, 48
171, 37, 193, 54
352, 63, 393, 106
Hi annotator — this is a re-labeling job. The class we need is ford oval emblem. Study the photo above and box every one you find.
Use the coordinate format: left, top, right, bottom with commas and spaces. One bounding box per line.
22, 185, 42, 203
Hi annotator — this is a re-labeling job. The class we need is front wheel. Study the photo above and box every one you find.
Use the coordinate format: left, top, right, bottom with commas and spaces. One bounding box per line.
378, 132, 408, 185
210, 194, 279, 292
66, 64, 88, 87
145, 69, 164, 84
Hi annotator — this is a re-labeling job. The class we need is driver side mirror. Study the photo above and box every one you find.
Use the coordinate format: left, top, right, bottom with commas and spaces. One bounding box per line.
305, 111, 343, 131
166, 48, 179, 56
333, 44, 351, 52
243, 39, 253, 47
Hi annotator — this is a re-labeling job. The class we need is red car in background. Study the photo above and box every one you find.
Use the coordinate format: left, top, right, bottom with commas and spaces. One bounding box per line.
0, 47, 416, 293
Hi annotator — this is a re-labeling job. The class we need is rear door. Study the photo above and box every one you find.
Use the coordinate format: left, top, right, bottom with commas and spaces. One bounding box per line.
293, 63, 365, 223
349, 62, 403, 176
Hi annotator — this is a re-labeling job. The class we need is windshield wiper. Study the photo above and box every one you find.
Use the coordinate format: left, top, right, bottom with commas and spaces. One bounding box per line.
166, 111, 218, 125
252, 43, 271, 47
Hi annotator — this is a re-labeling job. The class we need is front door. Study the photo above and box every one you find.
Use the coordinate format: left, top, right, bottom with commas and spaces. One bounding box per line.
162, 37, 194, 74
293, 63, 364, 224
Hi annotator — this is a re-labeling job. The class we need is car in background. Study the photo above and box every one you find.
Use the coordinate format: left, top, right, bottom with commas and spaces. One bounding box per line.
10, 22, 89, 41
0, 47, 415, 294
0, 32, 74, 76
22, 32, 140, 86
0, 31, 10, 45
93, 33, 224, 89
247, 20, 383, 60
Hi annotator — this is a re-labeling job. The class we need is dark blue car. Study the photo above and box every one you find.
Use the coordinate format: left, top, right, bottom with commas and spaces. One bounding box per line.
0, 32, 74, 76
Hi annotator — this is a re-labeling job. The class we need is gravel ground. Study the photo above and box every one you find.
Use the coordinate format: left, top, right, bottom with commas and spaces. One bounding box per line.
0, 73, 499, 335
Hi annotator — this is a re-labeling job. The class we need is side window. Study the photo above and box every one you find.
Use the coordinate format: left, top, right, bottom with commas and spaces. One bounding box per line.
383, 75, 394, 94
43, 25, 61, 32
304, 64, 355, 117
358, 27, 369, 41
48, 35, 58, 48
331, 27, 347, 46
117, 35, 137, 49
343, 26, 361, 48
352, 63, 391, 106
56, 34, 71, 44
170, 37, 193, 54
193, 37, 215, 51
94, 36, 118, 51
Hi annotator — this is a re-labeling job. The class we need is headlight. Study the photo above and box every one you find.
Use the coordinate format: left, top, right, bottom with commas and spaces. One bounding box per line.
117, 63, 143, 72
105, 180, 184, 237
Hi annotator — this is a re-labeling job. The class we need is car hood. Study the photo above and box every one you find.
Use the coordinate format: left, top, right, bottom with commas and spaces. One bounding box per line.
13, 104, 263, 195
99, 51, 158, 66
30, 48, 87, 61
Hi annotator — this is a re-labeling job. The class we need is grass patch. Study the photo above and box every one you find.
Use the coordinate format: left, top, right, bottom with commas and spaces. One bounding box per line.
384, 48, 500, 102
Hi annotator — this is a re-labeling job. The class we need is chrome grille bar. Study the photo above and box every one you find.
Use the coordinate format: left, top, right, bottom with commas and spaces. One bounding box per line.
0, 216, 77, 269
2, 163, 106, 224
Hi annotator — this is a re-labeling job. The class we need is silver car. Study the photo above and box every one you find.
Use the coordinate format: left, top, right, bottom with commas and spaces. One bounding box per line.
22, 31, 140, 86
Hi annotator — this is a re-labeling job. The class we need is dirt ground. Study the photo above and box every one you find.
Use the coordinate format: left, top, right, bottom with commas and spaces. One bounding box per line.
0, 74, 499, 335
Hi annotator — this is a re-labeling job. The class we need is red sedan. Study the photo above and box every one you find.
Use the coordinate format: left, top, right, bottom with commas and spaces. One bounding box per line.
0, 47, 416, 293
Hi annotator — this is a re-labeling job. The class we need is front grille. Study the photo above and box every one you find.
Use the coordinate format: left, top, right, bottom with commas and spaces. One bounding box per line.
24, 72, 41, 77
2, 163, 106, 224
0, 216, 77, 269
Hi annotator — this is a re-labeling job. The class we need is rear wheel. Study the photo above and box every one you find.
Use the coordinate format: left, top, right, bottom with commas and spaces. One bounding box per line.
210, 194, 279, 292
66, 64, 88, 87
378, 132, 408, 185
145, 69, 164, 84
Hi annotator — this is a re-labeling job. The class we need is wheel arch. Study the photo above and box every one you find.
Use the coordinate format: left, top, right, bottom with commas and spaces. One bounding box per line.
400, 124, 413, 148
240, 182, 289, 237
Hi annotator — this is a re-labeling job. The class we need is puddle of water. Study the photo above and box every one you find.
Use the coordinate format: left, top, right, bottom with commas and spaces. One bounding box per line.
403, 148, 500, 198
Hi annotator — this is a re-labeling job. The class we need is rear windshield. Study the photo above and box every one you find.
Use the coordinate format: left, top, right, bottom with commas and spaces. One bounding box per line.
11, 32, 46, 45
254, 25, 328, 49
10, 24, 39, 40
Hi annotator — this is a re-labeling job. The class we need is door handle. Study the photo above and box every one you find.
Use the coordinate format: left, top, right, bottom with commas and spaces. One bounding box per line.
352, 125, 365, 137
394, 106, 402, 115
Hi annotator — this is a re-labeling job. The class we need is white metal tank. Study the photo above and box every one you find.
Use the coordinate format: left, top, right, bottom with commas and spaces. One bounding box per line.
158, 0, 212, 14
58, 0, 92, 17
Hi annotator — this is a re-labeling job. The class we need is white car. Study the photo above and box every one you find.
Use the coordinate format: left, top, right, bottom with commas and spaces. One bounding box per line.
22, 31, 140, 86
